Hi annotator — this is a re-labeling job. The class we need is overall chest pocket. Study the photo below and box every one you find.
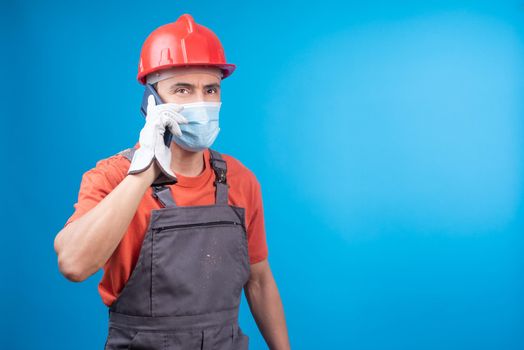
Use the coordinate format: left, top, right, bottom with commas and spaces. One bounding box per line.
151, 221, 248, 316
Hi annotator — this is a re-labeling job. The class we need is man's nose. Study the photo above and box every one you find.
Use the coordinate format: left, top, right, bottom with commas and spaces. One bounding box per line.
195, 91, 213, 102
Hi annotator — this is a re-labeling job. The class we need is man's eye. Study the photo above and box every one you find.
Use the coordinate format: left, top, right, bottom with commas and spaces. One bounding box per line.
207, 88, 217, 94
175, 88, 189, 94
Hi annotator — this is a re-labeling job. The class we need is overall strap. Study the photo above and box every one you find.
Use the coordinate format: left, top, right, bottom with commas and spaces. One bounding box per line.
209, 149, 229, 205
151, 185, 177, 208
116, 146, 178, 208
117, 147, 136, 162
116, 147, 228, 207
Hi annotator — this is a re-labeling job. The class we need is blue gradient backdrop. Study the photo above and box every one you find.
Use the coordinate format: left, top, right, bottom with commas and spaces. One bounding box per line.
2, 1, 523, 349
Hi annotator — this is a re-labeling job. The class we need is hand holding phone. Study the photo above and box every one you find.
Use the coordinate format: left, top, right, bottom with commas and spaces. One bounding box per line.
128, 84, 188, 185
141, 84, 173, 146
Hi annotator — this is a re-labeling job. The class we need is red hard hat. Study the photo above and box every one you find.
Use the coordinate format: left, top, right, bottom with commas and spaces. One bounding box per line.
137, 14, 236, 85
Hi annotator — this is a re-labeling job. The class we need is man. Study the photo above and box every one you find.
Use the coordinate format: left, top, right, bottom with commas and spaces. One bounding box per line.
54, 14, 290, 350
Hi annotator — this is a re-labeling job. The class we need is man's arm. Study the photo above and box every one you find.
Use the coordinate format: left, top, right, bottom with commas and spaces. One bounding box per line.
244, 259, 291, 350
53, 164, 159, 282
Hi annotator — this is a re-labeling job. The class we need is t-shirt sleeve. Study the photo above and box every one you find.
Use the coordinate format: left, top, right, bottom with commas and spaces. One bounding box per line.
246, 173, 269, 264
64, 155, 127, 228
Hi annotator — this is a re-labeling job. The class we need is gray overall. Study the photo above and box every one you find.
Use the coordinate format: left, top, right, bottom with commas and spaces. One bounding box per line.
104, 146, 252, 350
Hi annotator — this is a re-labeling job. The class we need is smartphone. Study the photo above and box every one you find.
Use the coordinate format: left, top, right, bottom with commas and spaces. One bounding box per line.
140, 83, 173, 146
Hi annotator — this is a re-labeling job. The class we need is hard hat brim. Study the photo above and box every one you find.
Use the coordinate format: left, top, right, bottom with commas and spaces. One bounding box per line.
138, 63, 236, 85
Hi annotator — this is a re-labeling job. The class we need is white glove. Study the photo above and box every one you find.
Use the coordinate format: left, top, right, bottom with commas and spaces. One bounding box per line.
128, 95, 188, 183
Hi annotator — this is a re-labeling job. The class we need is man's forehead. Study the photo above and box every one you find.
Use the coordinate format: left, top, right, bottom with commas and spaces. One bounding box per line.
147, 66, 222, 85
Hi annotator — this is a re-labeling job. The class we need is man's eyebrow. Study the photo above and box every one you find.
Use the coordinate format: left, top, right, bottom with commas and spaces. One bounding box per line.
203, 83, 220, 89
168, 82, 221, 90
169, 82, 194, 89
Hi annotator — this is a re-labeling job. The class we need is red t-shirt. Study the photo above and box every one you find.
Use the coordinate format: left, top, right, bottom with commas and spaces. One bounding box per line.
64, 142, 268, 307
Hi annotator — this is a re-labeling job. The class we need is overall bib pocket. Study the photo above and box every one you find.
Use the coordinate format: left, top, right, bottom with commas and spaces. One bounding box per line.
151, 221, 246, 316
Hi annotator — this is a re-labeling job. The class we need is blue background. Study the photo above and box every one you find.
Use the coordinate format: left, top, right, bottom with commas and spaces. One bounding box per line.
1, 1, 523, 349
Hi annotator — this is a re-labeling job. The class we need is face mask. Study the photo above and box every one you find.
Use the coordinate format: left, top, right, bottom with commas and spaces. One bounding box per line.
171, 101, 221, 152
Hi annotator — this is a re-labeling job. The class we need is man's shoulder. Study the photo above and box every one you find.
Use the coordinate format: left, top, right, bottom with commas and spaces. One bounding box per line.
82, 147, 132, 183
